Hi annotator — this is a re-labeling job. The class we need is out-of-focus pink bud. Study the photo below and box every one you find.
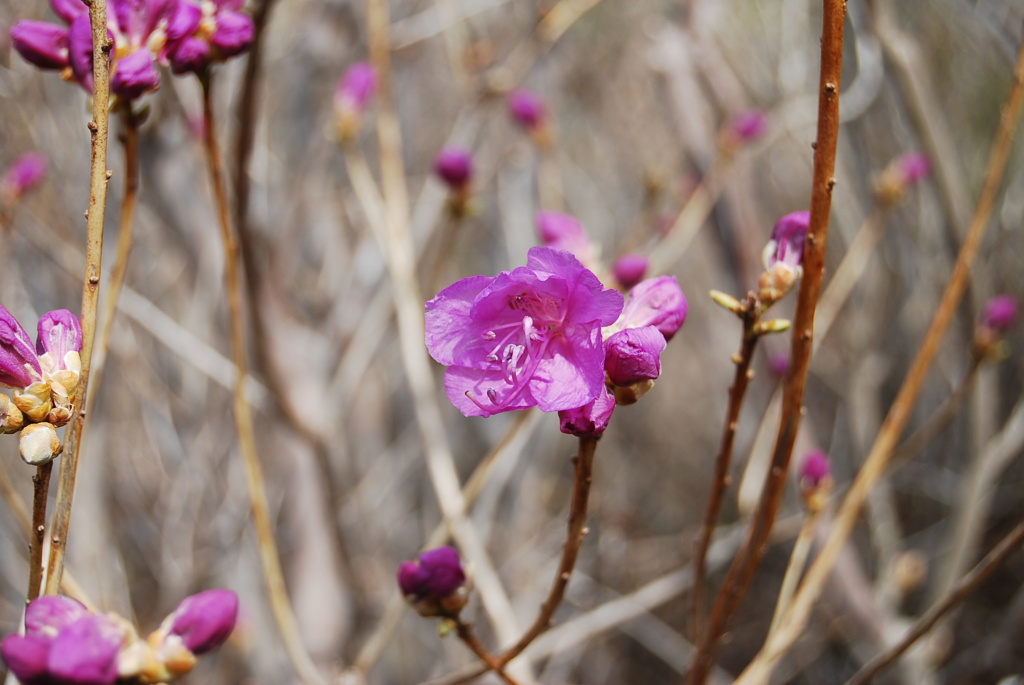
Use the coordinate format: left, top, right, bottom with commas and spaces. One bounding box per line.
875, 152, 931, 204
168, 589, 239, 655
10, 21, 69, 70
51, 0, 88, 23
1, 634, 51, 685
768, 352, 790, 379
47, 614, 124, 685
36, 310, 82, 365
0, 305, 42, 389
169, 36, 210, 74
335, 61, 377, 114
1, 152, 48, 204
434, 147, 474, 190
398, 546, 468, 617
980, 294, 1018, 333
897, 152, 930, 185
535, 211, 595, 266
210, 10, 254, 57
727, 110, 768, 145
558, 386, 616, 438
759, 211, 810, 306
612, 253, 649, 289
67, 13, 94, 92
604, 326, 665, 387
798, 449, 832, 513
110, 50, 161, 100
507, 88, 545, 130
614, 276, 688, 341
25, 595, 89, 635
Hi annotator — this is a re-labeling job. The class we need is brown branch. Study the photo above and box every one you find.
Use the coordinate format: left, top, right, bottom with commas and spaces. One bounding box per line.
844, 521, 1024, 685
497, 436, 599, 667
44, 0, 111, 596
27, 462, 52, 602
454, 619, 523, 685
685, 1, 847, 681
691, 295, 761, 641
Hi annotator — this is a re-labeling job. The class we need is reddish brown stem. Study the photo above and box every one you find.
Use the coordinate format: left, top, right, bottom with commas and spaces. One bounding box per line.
685, 1, 847, 682
691, 295, 761, 641
27, 462, 52, 602
497, 436, 598, 667
454, 619, 523, 685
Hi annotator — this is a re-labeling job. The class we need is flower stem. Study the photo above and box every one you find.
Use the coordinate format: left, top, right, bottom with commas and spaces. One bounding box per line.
454, 619, 522, 685
892, 356, 981, 464
86, 104, 140, 429
691, 295, 761, 641
736, 18, 1024, 684
44, 0, 111, 597
685, 1, 847, 681
497, 435, 599, 667
27, 461, 52, 602
200, 73, 325, 685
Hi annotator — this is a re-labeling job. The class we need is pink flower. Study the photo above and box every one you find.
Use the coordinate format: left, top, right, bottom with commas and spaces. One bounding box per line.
610, 276, 688, 342
425, 247, 623, 417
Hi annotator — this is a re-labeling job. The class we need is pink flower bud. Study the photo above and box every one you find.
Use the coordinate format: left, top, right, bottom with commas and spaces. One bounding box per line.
36, 309, 82, 363
336, 61, 377, 114
434, 147, 474, 190
763, 211, 810, 271
728, 110, 768, 144
169, 36, 210, 74
10, 21, 69, 70
25, 595, 89, 635
799, 449, 830, 489
168, 589, 239, 655
535, 211, 594, 265
604, 326, 665, 386
1, 153, 48, 203
897, 152, 931, 185
47, 614, 124, 685
110, 49, 161, 100
398, 547, 465, 600
507, 88, 545, 130
0, 305, 42, 389
51, 0, 88, 23
768, 352, 790, 379
616, 276, 688, 341
1, 634, 51, 685
210, 10, 254, 57
558, 386, 616, 438
980, 294, 1018, 333
612, 253, 649, 289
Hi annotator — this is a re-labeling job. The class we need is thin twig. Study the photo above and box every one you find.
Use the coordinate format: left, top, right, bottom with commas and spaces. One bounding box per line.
454, 619, 522, 685
764, 511, 819, 647
691, 296, 761, 641
844, 521, 1024, 685
892, 357, 981, 464
496, 436, 599, 667
27, 462, 52, 602
200, 73, 325, 685
44, 0, 111, 597
736, 21, 1024, 684
686, 2, 847, 681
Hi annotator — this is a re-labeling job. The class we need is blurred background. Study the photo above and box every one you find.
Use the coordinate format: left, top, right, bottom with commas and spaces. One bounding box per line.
0, 0, 1023, 682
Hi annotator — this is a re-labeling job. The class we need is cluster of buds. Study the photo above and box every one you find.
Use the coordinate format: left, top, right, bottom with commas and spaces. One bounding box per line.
11, 0, 254, 102
0, 306, 83, 465
507, 88, 551, 147
0, 153, 48, 210
397, 546, 468, 620
798, 449, 832, 514
0, 590, 238, 685
873, 152, 931, 206
333, 61, 376, 142
973, 294, 1018, 360
560, 276, 688, 437
434, 147, 474, 218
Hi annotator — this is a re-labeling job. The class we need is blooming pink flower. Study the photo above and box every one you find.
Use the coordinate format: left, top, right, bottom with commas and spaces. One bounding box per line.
425, 247, 623, 417
165, 0, 254, 73
0, 305, 43, 389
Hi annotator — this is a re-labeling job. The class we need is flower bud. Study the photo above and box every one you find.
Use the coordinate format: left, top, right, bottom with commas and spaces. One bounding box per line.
874, 152, 931, 204
168, 35, 210, 74
36, 309, 83, 368
110, 49, 161, 100
604, 326, 665, 387
721, 110, 768, 152
335, 61, 376, 141
25, 595, 89, 635
47, 614, 124, 685
536, 211, 595, 267
768, 352, 790, 380
980, 294, 1018, 333
759, 211, 810, 306
398, 546, 468, 618
558, 387, 616, 437
507, 89, 550, 145
210, 10, 254, 57
19, 422, 61, 465
0, 394, 24, 434
1, 633, 51, 685
613, 276, 688, 341
1, 153, 48, 205
798, 449, 832, 513
434, 147, 474, 190
612, 253, 649, 289
67, 13, 94, 92
10, 21, 69, 71
0, 305, 42, 389
611, 379, 654, 406
51, 0, 88, 23
166, 589, 239, 655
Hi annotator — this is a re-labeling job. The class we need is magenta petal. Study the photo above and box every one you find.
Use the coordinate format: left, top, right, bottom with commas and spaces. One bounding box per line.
444, 366, 537, 417
47, 615, 123, 685
1, 634, 51, 685
418, 547, 465, 598
525, 246, 622, 325
424, 275, 492, 366
166, 0, 202, 40
211, 10, 253, 56
67, 13, 94, 92
530, 331, 606, 412
110, 49, 160, 99
604, 326, 665, 386
169, 589, 239, 655
619, 276, 688, 341
36, 309, 83, 362
25, 595, 89, 636
51, 0, 88, 22
559, 386, 616, 438
0, 304, 42, 388
168, 35, 210, 74
11, 21, 69, 70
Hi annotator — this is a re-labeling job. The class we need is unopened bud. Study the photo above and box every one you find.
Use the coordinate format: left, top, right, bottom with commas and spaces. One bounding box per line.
558, 387, 616, 437
0, 394, 24, 434
19, 422, 61, 465
15, 381, 53, 423
612, 378, 654, 406
753, 319, 791, 336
